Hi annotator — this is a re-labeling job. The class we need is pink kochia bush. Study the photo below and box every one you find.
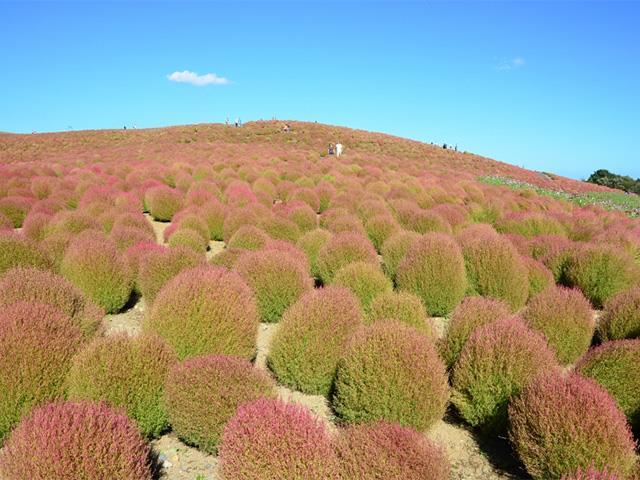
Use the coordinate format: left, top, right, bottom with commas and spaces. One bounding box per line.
336, 421, 450, 480
0, 302, 84, 444
164, 354, 275, 453
218, 398, 340, 480
451, 317, 558, 434
0, 401, 152, 480
332, 320, 449, 431
396, 232, 467, 316
316, 232, 378, 284
509, 373, 637, 479
0, 231, 52, 274
267, 286, 364, 396
234, 249, 312, 323
0, 266, 104, 337
380, 230, 421, 280
144, 185, 182, 221
561, 468, 624, 480
522, 286, 594, 365
598, 287, 640, 341
60, 232, 133, 313
144, 265, 259, 360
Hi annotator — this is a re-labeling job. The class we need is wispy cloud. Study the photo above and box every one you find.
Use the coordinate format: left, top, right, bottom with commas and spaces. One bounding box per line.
167, 70, 230, 86
496, 57, 526, 71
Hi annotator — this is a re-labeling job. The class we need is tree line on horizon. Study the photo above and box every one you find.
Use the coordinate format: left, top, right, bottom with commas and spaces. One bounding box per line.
587, 169, 640, 195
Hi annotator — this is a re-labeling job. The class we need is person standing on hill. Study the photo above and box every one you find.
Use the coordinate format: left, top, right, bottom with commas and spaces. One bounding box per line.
336, 143, 343, 157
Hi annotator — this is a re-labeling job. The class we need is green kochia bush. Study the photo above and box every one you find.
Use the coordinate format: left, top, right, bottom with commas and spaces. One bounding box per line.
380, 230, 420, 280
316, 232, 378, 284
332, 320, 449, 430
60, 232, 133, 313
144, 185, 182, 221
67, 334, 177, 438
509, 373, 637, 480
332, 261, 392, 313
576, 340, 640, 432
336, 421, 450, 480
267, 286, 364, 396
451, 317, 557, 434
228, 225, 269, 250
0, 302, 84, 444
0, 231, 52, 275
219, 398, 340, 480
0, 401, 152, 480
598, 287, 640, 341
565, 244, 639, 308
0, 266, 104, 337
164, 354, 275, 454
144, 265, 259, 360
234, 249, 312, 323
396, 232, 467, 316
522, 286, 594, 365
167, 227, 209, 253
367, 290, 435, 336
297, 228, 332, 278
440, 296, 511, 369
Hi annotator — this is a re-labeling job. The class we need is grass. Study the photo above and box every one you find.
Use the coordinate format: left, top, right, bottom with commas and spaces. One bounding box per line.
479, 175, 640, 217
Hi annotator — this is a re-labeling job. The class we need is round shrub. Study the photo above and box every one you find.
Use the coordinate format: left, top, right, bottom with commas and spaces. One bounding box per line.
336, 421, 450, 480
144, 265, 259, 360
287, 203, 317, 232
576, 340, 640, 432
67, 334, 177, 438
565, 244, 639, 308
219, 397, 340, 480
365, 213, 400, 252
497, 212, 566, 239
316, 232, 378, 284
530, 234, 576, 283
0, 302, 84, 444
459, 226, 529, 311
201, 199, 226, 240
396, 232, 467, 316
523, 286, 594, 365
440, 296, 511, 369
144, 185, 182, 221
222, 206, 260, 242
167, 227, 209, 253
451, 317, 557, 434
367, 290, 434, 335
598, 287, 640, 341
110, 225, 155, 252
261, 215, 302, 242
524, 256, 555, 300
380, 230, 421, 280
0, 231, 52, 274
22, 211, 51, 241
0, 401, 152, 480
561, 468, 624, 480
164, 354, 275, 453
60, 233, 133, 313
123, 241, 165, 292
267, 286, 364, 396
138, 245, 204, 303
234, 249, 312, 323
297, 228, 332, 278
333, 320, 449, 430
172, 212, 210, 241
332, 261, 392, 313
228, 224, 269, 250
0, 196, 31, 228
0, 212, 12, 230
45, 210, 100, 237
210, 246, 246, 269
509, 373, 637, 479
0, 266, 103, 337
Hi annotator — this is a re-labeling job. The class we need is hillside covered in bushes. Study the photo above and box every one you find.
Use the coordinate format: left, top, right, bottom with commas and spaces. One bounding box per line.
0, 121, 639, 479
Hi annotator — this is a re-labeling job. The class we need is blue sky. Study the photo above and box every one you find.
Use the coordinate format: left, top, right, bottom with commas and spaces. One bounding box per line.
1, 1, 639, 180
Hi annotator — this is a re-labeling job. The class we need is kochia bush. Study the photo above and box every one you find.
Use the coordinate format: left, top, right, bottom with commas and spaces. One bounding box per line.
509, 373, 637, 480
0, 231, 52, 275
561, 469, 622, 480
164, 354, 275, 453
267, 286, 364, 396
451, 317, 557, 434
367, 290, 434, 336
316, 232, 378, 284
228, 224, 269, 250
67, 334, 177, 438
380, 230, 421, 280
297, 228, 332, 278
396, 233, 467, 316
218, 398, 340, 480
598, 287, 640, 341
332, 261, 392, 313
144, 185, 182, 221
336, 421, 450, 480
332, 320, 449, 430
365, 213, 401, 252
0, 302, 84, 444
0, 401, 152, 480
144, 265, 259, 360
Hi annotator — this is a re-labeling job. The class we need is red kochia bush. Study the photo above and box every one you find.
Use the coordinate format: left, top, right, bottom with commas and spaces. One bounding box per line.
0, 266, 103, 337
0, 302, 84, 444
396, 232, 467, 316
522, 286, 594, 365
218, 398, 340, 480
234, 248, 312, 323
0, 401, 152, 480
380, 230, 421, 280
598, 287, 640, 341
145, 265, 259, 360
164, 354, 275, 453
332, 320, 449, 430
144, 185, 182, 221
316, 232, 378, 283
21, 211, 51, 241
336, 421, 450, 480
0, 231, 52, 274
509, 373, 637, 480
561, 468, 623, 480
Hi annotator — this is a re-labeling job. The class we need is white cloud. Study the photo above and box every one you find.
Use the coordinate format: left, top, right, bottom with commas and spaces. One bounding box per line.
496, 57, 526, 71
167, 70, 230, 86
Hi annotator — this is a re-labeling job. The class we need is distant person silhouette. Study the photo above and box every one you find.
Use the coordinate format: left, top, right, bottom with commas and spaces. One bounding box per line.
336, 143, 343, 157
